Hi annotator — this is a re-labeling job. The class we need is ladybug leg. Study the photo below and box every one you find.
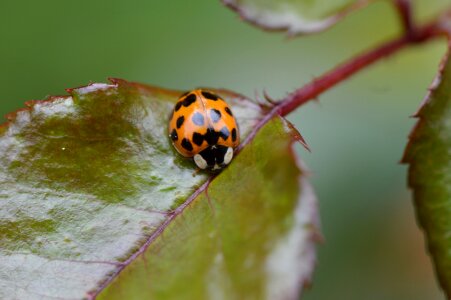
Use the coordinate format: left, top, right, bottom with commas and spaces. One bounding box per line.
192, 167, 202, 177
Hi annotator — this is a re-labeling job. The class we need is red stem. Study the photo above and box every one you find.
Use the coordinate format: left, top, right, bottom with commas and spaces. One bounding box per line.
90, 7, 446, 299
278, 22, 440, 117
395, 0, 417, 39
237, 21, 442, 153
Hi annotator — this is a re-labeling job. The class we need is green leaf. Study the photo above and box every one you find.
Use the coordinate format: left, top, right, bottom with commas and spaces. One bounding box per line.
96, 116, 318, 300
0, 79, 319, 299
402, 50, 451, 297
222, 0, 370, 35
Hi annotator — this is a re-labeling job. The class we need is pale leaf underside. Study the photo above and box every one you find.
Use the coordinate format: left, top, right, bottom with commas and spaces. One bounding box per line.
222, 0, 371, 35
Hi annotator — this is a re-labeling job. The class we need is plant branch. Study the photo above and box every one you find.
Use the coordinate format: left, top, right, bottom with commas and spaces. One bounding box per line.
278, 21, 441, 117
395, 0, 417, 39
91, 8, 448, 299
237, 20, 443, 152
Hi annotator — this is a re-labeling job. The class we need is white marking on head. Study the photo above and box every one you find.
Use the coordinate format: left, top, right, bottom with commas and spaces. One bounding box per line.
194, 154, 208, 169
212, 164, 221, 170
223, 147, 233, 165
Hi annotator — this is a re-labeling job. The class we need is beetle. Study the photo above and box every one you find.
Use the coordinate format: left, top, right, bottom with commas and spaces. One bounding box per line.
169, 89, 239, 171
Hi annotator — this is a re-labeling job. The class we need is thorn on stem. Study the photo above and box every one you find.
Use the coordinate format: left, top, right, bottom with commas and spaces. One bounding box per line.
263, 90, 278, 106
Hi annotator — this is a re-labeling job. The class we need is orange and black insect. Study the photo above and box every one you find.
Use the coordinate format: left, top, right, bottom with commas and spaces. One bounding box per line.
169, 89, 239, 171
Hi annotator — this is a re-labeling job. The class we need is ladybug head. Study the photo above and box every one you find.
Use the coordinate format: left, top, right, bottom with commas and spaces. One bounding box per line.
193, 145, 234, 171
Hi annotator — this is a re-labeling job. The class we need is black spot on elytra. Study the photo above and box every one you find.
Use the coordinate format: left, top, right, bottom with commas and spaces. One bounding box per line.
176, 116, 185, 129
225, 107, 233, 116
192, 112, 205, 126
231, 128, 237, 142
170, 129, 178, 141
198, 145, 229, 169
183, 94, 197, 107
215, 146, 228, 164
210, 109, 221, 123
201, 91, 219, 101
219, 126, 229, 140
205, 128, 220, 145
199, 147, 215, 166
181, 138, 193, 151
174, 101, 183, 112
192, 132, 204, 146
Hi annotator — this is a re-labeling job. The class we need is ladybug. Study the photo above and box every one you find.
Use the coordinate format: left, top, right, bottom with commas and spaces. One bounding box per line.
169, 89, 240, 171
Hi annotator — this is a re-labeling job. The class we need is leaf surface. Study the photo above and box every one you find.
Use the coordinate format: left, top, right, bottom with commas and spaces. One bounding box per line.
222, 0, 370, 35
403, 45, 451, 297
0, 79, 319, 299
96, 116, 318, 300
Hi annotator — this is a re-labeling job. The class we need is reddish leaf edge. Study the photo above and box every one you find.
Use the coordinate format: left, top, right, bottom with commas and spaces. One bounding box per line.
221, 0, 373, 36
0, 78, 255, 133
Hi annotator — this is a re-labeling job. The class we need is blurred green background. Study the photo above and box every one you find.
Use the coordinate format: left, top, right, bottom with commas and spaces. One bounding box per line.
0, 0, 448, 299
